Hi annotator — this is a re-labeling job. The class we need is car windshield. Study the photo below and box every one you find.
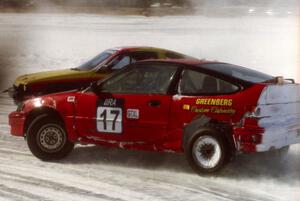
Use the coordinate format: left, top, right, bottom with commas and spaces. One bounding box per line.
77, 50, 116, 71
200, 63, 274, 83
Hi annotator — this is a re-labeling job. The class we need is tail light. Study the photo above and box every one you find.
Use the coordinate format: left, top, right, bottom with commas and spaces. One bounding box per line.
240, 105, 261, 128
239, 133, 262, 144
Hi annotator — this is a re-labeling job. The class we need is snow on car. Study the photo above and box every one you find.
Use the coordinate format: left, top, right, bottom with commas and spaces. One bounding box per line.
8, 59, 300, 174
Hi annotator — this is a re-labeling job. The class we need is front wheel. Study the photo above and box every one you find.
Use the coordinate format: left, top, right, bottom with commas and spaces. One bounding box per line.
185, 128, 229, 174
27, 117, 74, 161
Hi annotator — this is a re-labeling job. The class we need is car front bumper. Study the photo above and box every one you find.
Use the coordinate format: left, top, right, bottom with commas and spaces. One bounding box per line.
9, 111, 25, 137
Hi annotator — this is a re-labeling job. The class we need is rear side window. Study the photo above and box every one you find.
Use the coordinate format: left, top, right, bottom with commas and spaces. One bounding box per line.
179, 69, 239, 95
200, 63, 274, 83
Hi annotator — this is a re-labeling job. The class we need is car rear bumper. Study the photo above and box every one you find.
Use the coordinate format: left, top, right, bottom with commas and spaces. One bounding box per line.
9, 111, 25, 137
234, 124, 300, 153
233, 125, 264, 153
256, 126, 300, 152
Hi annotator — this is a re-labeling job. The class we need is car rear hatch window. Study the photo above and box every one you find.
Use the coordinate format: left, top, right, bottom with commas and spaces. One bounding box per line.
200, 63, 274, 83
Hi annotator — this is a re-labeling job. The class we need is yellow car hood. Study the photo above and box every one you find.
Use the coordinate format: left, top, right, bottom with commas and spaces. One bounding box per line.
14, 69, 99, 87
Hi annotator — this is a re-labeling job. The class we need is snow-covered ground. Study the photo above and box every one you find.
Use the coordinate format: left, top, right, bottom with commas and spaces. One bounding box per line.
0, 13, 299, 201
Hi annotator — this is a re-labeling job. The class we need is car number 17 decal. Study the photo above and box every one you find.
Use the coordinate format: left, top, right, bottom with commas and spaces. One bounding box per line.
96, 98, 124, 134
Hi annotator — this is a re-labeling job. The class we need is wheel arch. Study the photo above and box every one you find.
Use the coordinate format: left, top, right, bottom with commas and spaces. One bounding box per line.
182, 115, 236, 154
24, 107, 64, 136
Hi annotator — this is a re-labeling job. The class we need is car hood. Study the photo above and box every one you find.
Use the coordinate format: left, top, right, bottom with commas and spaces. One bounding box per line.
14, 69, 98, 87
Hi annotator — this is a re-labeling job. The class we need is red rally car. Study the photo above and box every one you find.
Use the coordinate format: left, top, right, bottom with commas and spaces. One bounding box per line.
9, 59, 300, 174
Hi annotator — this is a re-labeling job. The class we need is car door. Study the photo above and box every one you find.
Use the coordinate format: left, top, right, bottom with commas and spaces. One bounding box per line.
75, 63, 180, 144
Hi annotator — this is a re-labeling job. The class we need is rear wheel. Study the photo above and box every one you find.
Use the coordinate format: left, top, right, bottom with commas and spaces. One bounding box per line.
185, 128, 229, 174
27, 117, 74, 161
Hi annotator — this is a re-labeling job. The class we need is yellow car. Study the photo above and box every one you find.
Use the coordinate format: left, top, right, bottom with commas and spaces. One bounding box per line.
8, 46, 193, 104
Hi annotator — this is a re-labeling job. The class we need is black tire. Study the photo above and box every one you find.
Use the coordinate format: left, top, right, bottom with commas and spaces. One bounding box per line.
185, 128, 230, 174
27, 116, 74, 161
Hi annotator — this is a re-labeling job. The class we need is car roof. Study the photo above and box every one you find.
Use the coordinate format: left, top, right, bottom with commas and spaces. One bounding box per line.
135, 58, 220, 66
110, 46, 185, 53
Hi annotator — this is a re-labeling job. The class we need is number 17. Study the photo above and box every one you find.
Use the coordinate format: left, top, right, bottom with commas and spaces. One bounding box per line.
100, 109, 120, 131
97, 107, 122, 133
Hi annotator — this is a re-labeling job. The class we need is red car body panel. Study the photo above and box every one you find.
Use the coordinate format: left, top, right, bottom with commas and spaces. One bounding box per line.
9, 111, 25, 136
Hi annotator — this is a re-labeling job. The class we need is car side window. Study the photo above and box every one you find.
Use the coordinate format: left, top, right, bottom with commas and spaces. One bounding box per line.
111, 55, 131, 70
179, 69, 239, 95
101, 65, 178, 94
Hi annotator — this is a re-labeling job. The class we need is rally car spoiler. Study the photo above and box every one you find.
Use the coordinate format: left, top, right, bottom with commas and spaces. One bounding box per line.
274, 76, 295, 84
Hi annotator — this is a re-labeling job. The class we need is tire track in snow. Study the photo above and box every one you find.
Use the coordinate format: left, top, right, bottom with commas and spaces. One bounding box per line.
0, 153, 279, 201
0, 164, 169, 201
0, 171, 125, 201
0, 148, 242, 201
0, 184, 49, 201
0, 190, 27, 201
